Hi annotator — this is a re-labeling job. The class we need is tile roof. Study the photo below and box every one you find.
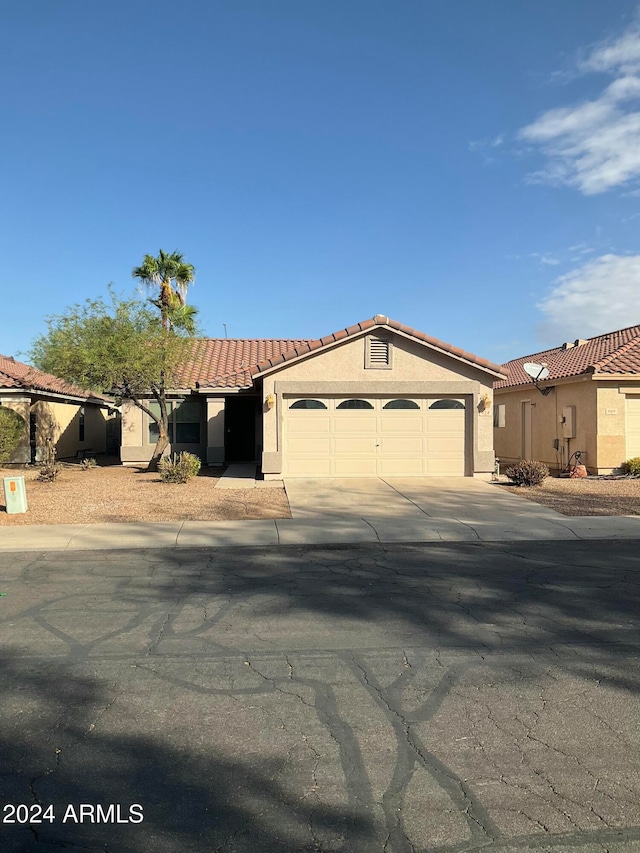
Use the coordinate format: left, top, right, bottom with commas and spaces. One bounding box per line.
495, 324, 640, 389
0, 355, 111, 402
174, 338, 312, 388
179, 316, 505, 389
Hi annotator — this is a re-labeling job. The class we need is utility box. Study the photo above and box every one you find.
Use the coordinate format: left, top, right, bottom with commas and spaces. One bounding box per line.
561, 406, 576, 439
3, 476, 28, 514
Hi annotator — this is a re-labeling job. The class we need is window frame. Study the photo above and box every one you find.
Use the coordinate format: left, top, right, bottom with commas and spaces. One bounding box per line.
289, 399, 328, 410
383, 399, 420, 410
147, 398, 202, 445
428, 399, 465, 410
336, 399, 374, 410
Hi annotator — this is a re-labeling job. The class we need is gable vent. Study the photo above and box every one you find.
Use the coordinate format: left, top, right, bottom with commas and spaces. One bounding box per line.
366, 336, 392, 369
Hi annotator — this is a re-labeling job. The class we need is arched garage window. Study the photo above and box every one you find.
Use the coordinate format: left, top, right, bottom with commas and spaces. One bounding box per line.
383, 399, 419, 410
429, 399, 465, 409
336, 399, 373, 409
289, 399, 327, 409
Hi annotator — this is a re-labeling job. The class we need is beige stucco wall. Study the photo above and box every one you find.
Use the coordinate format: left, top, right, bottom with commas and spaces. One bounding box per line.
206, 398, 225, 464
0, 396, 107, 463
595, 381, 640, 470
494, 379, 600, 472
37, 400, 107, 459
260, 331, 497, 477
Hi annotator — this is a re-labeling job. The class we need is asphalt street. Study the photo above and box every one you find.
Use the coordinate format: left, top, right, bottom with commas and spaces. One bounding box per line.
0, 541, 639, 853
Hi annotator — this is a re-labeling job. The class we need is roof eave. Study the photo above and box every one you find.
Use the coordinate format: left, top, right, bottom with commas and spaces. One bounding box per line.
253, 324, 507, 380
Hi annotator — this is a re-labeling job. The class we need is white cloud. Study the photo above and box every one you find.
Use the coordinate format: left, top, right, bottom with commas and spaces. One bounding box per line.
581, 26, 640, 74
529, 252, 561, 266
537, 253, 640, 343
519, 19, 640, 194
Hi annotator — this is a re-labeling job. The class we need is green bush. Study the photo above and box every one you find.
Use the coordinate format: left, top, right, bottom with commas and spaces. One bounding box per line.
505, 459, 549, 487
623, 457, 640, 475
80, 457, 98, 470
158, 452, 201, 484
0, 407, 26, 465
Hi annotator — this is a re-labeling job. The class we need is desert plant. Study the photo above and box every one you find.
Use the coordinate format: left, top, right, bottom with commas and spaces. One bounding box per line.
0, 407, 26, 464
623, 457, 640, 475
505, 459, 549, 487
37, 441, 62, 482
158, 451, 201, 484
80, 457, 98, 470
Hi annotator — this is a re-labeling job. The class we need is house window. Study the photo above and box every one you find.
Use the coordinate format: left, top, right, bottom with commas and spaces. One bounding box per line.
148, 399, 201, 444
336, 399, 374, 410
365, 336, 392, 369
383, 399, 419, 410
493, 404, 506, 428
429, 399, 465, 409
289, 399, 327, 409
79, 407, 85, 442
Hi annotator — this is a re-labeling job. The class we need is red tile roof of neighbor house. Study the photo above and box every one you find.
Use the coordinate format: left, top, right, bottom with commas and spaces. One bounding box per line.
0, 355, 111, 402
176, 316, 506, 389
495, 324, 640, 390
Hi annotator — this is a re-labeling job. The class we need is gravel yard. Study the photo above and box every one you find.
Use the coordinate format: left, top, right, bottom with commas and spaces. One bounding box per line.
0, 461, 291, 525
499, 475, 640, 516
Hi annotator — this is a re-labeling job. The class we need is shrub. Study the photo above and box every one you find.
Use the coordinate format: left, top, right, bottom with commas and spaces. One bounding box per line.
623, 457, 640, 475
80, 457, 98, 470
37, 441, 62, 482
0, 407, 26, 465
505, 459, 549, 487
158, 452, 201, 484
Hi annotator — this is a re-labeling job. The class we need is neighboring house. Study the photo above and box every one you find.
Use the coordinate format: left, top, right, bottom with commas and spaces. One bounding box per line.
494, 324, 640, 474
0, 354, 115, 463
121, 315, 506, 478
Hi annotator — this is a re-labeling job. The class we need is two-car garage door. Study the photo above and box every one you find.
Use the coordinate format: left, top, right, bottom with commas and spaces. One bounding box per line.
283, 396, 467, 477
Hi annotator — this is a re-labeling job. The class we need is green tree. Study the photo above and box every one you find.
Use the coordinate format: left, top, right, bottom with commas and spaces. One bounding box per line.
0, 407, 26, 465
30, 292, 197, 471
132, 250, 196, 330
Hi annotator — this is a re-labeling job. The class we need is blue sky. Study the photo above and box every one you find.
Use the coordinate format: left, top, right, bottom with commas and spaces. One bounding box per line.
2, 1, 640, 364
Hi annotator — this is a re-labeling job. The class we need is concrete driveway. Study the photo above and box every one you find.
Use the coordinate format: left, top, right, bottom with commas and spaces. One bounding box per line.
284, 476, 562, 523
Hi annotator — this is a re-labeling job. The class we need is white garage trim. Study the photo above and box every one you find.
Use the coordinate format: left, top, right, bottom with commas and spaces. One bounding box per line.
626, 395, 640, 459
282, 396, 467, 477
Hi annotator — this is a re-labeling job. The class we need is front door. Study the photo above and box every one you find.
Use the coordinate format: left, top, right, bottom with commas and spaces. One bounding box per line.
225, 397, 257, 462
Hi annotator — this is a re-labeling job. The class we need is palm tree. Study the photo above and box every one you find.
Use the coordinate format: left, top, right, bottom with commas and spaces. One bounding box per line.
132, 250, 196, 329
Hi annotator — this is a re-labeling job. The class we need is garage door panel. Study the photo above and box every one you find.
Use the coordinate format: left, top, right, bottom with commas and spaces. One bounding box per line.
283, 397, 467, 477
334, 438, 379, 454
379, 437, 424, 453
287, 437, 331, 453
286, 457, 333, 476
379, 458, 425, 476
334, 418, 378, 433
334, 458, 379, 476
287, 418, 331, 433
426, 458, 465, 475
379, 418, 423, 433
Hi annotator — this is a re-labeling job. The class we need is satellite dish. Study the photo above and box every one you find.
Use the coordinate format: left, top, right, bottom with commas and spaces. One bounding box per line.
523, 362, 550, 381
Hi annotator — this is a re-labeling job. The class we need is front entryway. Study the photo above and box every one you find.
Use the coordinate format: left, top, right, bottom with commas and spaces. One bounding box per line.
225, 396, 258, 462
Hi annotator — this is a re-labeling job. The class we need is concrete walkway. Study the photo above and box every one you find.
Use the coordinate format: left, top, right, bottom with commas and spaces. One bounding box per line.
213, 463, 258, 489
2, 513, 640, 551
2, 476, 640, 552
